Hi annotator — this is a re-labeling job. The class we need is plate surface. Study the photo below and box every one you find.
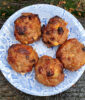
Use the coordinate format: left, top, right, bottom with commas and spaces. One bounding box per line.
0, 4, 85, 96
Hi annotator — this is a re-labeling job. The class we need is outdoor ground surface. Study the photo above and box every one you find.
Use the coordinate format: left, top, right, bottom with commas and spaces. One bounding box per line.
0, 0, 85, 100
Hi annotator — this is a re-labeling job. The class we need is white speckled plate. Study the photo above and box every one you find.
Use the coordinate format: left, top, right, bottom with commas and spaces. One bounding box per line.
0, 4, 85, 96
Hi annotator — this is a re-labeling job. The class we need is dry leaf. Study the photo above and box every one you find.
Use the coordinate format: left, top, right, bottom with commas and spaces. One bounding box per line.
80, 0, 85, 10
78, 12, 81, 16
69, 8, 74, 11
2, 1, 7, 5
7, 6, 10, 9
59, 1, 66, 5
78, 2, 81, 8
56, 4, 60, 7
2, 13, 6, 16
69, 8, 74, 13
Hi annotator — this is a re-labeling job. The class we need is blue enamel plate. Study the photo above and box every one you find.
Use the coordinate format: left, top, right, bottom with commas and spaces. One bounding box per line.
0, 4, 85, 96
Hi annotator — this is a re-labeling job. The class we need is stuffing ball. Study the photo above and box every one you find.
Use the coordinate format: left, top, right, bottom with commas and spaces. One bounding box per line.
42, 16, 69, 47
56, 38, 85, 71
7, 44, 38, 74
35, 55, 64, 86
14, 13, 41, 44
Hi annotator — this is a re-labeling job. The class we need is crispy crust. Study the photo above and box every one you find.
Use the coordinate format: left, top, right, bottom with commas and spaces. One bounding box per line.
35, 55, 64, 86
7, 44, 38, 74
42, 16, 69, 47
14, 13, 41, 44
56, 38, 85, 71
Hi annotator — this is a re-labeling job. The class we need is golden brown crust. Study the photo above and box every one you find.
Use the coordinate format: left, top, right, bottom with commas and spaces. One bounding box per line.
56, 38, 85, 71
7, 44, 38, 74
35, 55, 64, 86
42, 16, 69, 47
14, 13, 41, 44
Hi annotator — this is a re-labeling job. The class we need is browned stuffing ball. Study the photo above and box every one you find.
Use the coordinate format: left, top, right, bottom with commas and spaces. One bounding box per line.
7, 44, 38, 74
42, 16, 69, 47
56, 38, 85, 71
14, 13, 41, 44
35, 55, 64, 86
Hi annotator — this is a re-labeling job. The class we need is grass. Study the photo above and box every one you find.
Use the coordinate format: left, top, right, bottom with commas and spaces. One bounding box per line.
0, 0, 85, 19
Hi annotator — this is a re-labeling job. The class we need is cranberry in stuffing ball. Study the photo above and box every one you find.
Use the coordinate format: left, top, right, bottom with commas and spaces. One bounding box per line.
35, 55, 64, 86
42, 16, 69, 47
14, 13, 41, 44
7, 44, 38, 74
56, 38, 85, 71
